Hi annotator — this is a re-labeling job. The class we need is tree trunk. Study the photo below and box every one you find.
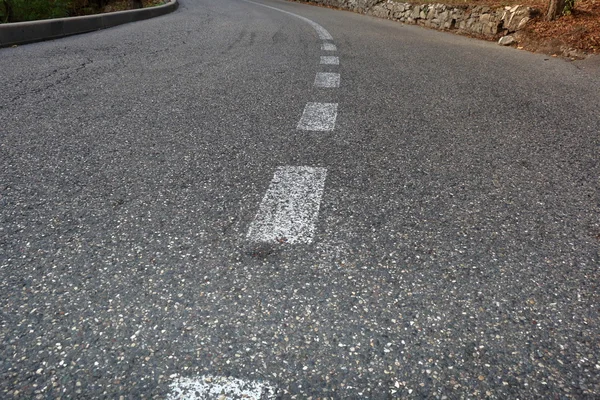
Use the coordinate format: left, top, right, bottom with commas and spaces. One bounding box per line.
546, 0, 566, 20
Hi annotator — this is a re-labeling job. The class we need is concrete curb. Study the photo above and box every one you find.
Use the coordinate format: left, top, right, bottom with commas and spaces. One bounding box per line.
0, 0, 178, 48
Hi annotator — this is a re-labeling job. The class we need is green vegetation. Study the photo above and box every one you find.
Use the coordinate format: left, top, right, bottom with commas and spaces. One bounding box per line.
0, 0, 160, 23
563, 0, 575, 15
1, 0, 73, 23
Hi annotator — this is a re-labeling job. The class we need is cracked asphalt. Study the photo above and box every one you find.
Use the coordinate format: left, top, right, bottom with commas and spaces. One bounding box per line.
1, 0, 600, 398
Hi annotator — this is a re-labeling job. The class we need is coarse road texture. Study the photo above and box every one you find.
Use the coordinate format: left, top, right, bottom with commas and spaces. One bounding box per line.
1, 0, 600, 398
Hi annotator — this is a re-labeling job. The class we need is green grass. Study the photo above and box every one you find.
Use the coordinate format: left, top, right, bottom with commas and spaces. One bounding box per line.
1, 0, 72, 23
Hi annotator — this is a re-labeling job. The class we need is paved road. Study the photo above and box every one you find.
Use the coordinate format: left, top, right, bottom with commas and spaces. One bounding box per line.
1, 0, 599, 398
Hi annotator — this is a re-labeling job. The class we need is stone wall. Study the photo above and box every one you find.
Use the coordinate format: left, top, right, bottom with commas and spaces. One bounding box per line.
299, 0, 537, 39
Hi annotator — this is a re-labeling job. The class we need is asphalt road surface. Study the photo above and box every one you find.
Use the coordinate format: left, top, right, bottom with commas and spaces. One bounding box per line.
1, 0, 600, 398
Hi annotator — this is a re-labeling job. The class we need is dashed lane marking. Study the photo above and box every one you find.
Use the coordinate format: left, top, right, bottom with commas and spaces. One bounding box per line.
167, 375, 277, 400
320, 55, 339, 65
314, 72, 340, 88
242, 0, 338, 248
247, 166, 327, 244
321, 42, 337, 51
243, 0, 333, 40
296, 102, 338, 131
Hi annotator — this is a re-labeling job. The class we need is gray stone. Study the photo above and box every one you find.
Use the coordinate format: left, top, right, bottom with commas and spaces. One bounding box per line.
298, 0, 533, 39
482, 21, 498, 35
503, 5, 532, 32
498, 35, 516, 46
411, 6, 421, 19
517, 16, 530, 30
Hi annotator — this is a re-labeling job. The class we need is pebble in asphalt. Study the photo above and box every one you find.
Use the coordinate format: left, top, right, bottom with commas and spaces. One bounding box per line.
1, 0, 600, 398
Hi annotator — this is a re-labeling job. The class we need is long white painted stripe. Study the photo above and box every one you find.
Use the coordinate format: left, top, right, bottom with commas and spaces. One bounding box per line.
314, 72, 340, 88
320, 56, 339, 65
297, 102, 338, 131
321, 42, 337, 51
168, 375, 277, 400
243, 0, 333, 40
247, 166, 327, 244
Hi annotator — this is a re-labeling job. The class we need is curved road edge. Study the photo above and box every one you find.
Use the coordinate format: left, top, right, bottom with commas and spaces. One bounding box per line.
0, 0, 178, 48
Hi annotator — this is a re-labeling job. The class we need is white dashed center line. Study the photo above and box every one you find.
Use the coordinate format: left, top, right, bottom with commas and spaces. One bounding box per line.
243, 0, 333, 40
320, 55, 339, 65
297, 102, 338, 131
247, 166, 327, 244
321, 42, 337, 51
168, 375, 277, 400
314, 72, 341, 88
243, 0, 339, 247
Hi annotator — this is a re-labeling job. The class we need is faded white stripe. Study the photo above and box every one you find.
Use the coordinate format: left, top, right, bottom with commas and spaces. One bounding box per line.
247, 166, 327, 244
297, 102, 338, 131
320, 56, 339, 65
314, 72, 340, 88
168, 375, 277, 400
321, 42, 337, 51
243, 0, 333, 40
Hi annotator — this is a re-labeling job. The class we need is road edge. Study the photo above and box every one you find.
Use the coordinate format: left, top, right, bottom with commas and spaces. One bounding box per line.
0, 0, 178, 48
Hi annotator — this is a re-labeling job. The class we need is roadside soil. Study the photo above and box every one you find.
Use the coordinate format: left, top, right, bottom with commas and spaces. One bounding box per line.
518, 0, 599, 56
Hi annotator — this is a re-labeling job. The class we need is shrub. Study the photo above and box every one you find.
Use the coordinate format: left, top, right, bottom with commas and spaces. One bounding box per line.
0, 0, 156, 23
3, 0, 71, 22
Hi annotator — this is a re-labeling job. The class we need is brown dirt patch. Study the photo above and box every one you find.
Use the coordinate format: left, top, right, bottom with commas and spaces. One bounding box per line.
518, 0, 600, 56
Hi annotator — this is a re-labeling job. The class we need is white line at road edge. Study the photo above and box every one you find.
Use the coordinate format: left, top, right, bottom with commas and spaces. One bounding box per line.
314, 72, 340, 88
297, 102, 338, 131
247, 166, 327, 244
243, 0, 333, 40
167, 375, 277, 400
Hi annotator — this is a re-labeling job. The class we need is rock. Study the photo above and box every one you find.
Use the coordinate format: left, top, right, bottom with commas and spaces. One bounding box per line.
503, 5, 533, 32
411, 6, 421, 19
303, 0, 533, 39
443, 19, 455, 29
563, 47, 587, 59
498, 35, 516, 46
516, 17, 530, 30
